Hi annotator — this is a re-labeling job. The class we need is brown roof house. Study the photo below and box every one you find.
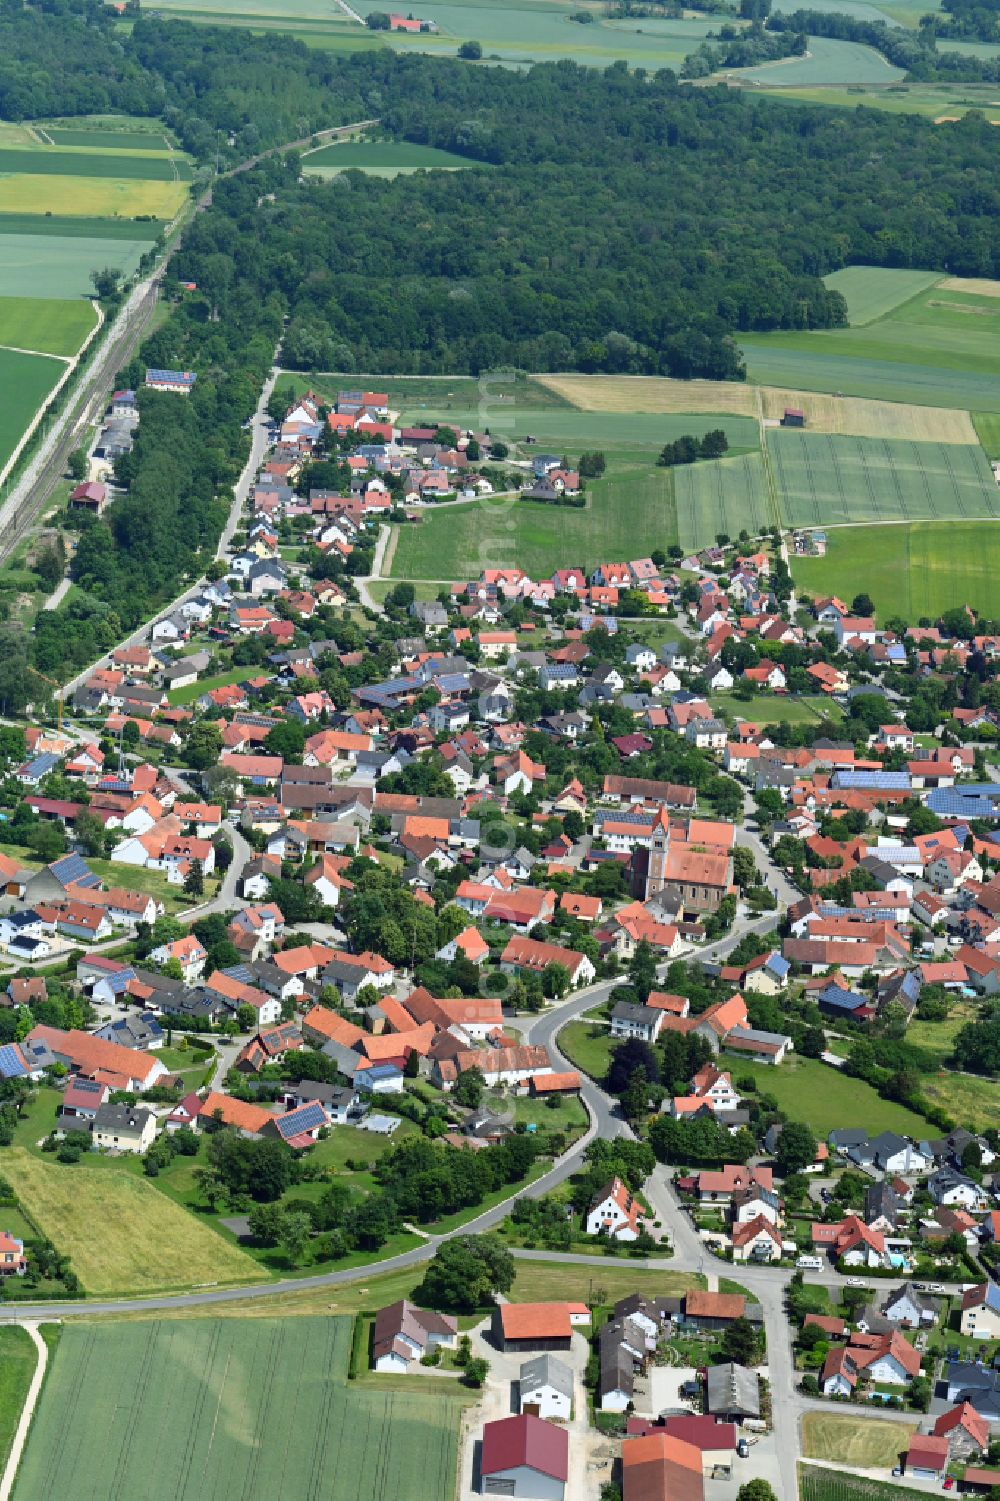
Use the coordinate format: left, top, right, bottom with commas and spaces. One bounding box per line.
371, 1300, 457, 1373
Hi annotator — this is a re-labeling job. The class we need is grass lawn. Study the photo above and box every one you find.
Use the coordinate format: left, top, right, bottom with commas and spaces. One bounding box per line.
0, 1326, 37, 1472
558, 1019, 613, 1081
167, 664, 260, 706
905, 1003, 975, 1062
391, 469, 678, 581
712, 693, 843, 724
365, 579, 441, 605
512, 1093, 588, 1139
0, 296, 96, 356
2, 1147, 260, 1296
801, 1412, 916, 1469
792, 520, 1000, 621
735, 1056, 928, 1138
12, 1317, 463, 1501
920, 1070, 1000, 1132
86, 856, 193, 914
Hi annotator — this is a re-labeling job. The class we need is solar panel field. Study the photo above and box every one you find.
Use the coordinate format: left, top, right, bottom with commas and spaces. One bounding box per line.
768, 431, 1000, 528
12, 1317, 462, 1501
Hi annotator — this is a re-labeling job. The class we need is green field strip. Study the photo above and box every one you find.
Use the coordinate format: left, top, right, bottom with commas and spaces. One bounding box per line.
0, 147, 191, 181
675, 451, 769, 553
822, 266, 942, 326
43, 128, 176, 150
0, 296, 97, 357
0, 214, 163, 239
0, 232, 152, 300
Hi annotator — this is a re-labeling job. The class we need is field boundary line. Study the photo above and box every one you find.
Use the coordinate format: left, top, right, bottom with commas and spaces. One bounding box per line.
0, 345, 70, 363
0, 1322, 47, 1501
755, 389, 782, 531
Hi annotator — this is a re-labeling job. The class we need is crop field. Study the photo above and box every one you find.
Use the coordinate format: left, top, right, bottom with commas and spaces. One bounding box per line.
822, 266, 941, 325
760, 388, 975, 442
302, 140, 482, 174
0, 175, 187, 218
0, 232, 151, 300
770, 0, 902, 20
12, 1317, 462, 1501
2, 1147, 260, 1295
145, 0, 723, 67
720, 35, 905, 84
768, 431, 999, 528
391, 467, 679, 580
974, 412, 1000, 458
800, 1468, 924, 1501
792, 520, 1000, 620
940, 276, 1000, 298
0, 296, 97, 356
675, 451, 773, 552
0, 349, 66, 468
45, 126, 177, 150
762, 79, 1000, 115
744, 281, 1000, 411
0, 146, 189, 180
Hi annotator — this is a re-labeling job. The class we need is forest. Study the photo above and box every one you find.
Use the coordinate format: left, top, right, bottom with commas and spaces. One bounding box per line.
3, 7, 997, 682
769, 8, 1000, 79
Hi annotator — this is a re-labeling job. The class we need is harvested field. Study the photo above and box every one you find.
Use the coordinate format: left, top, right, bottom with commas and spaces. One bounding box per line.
540, 373, 975, 441
759, 388, 976, 442
801, 1413, 916, 1470
938, 276, 1000, 297
539, 373, 759, 416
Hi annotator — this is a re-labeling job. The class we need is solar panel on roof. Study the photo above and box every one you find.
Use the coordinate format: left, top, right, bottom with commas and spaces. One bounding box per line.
278, 1101, 327, 1137
51, 853, 100, 888
0, 1044, 27, 1078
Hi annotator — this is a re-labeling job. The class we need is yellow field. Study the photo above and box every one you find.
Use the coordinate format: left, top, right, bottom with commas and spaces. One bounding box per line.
3, 1148, 260, 1296
939, 276, 1000, 298
540, 373, 976, 442
758, 387, 977, 442
801, 1413, 917, 1469
540, 373, 759, 415
0, 175, 187, 219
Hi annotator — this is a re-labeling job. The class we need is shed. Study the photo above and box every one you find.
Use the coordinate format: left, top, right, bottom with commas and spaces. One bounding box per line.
518, 1354, 574, 1421
480, 1414, 568, 1500
781, 407, 806, 427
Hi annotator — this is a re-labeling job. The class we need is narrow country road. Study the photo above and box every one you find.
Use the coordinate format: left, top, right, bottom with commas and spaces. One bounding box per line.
61, 362, 279, 701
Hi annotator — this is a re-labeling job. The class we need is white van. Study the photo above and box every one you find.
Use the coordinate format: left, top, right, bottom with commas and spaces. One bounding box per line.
796, 1255, 823, 1270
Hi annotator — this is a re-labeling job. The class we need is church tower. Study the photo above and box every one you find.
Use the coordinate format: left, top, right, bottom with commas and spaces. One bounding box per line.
644, 806, 670, 900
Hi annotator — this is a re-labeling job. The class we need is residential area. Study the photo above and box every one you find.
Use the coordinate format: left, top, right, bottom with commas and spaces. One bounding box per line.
0, 378, 999, 1501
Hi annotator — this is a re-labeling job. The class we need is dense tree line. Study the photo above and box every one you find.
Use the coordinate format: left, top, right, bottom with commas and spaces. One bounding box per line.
681, 20, 806, 77
924, 0, 1000, 43
770, 9, 1000, 80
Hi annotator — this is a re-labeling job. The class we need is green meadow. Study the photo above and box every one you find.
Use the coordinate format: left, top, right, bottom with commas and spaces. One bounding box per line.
792, 520, 1000, 620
